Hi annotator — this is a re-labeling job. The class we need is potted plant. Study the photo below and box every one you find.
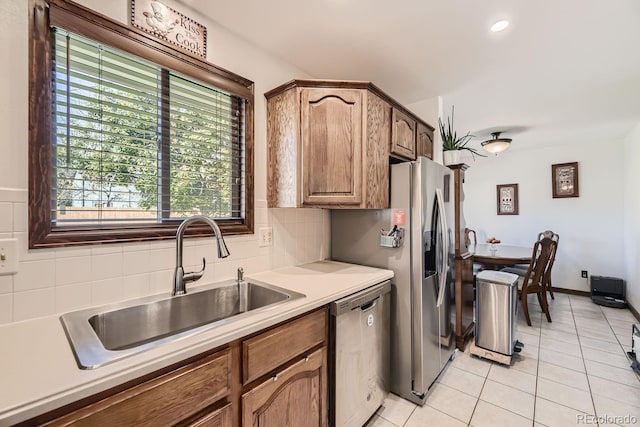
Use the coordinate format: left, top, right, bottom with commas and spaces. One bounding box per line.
439, 107, 485, 165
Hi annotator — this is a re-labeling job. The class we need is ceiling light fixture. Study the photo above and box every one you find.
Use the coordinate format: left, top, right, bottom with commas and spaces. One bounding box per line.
490, 20, 509, 32
481, 132, 512, 155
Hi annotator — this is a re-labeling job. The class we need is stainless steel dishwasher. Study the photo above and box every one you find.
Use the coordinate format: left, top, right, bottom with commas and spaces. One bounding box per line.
330, 280, 391, 427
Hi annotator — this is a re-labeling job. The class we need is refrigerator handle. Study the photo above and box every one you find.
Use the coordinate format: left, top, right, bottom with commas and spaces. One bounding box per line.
435, 188, 448, 307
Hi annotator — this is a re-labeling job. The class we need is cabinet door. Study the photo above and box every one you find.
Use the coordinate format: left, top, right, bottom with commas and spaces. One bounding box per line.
301, 88, 362, 206
391, 108, 416, 160
242, 347, 327, 427
182, 404, 232, 427
416, 122, 434, 159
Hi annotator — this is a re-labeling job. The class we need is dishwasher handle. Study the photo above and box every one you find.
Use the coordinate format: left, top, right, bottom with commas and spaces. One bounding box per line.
360, 298, 378, 312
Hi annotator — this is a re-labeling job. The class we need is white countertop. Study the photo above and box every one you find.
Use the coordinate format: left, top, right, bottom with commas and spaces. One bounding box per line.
0, 260, 393, 426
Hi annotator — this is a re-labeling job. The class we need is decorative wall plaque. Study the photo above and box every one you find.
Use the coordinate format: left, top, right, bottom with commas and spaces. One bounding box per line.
496, 183, 519, 215
552, 162, 579, 198
131, 0, 207, 58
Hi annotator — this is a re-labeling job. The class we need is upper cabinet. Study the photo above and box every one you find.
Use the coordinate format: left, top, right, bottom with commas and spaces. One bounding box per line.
301, 88, 363, 206
265, 80, 433, 208
390, 108, 417, 160
416, 122, 434, 160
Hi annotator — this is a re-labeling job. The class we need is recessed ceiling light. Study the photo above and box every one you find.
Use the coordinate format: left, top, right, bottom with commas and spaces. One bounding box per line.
491, 20, 509, 32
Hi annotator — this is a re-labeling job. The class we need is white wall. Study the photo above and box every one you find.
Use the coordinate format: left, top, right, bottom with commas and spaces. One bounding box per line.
406, 96, 443, 164
0, 0, 327, 324
463, 140, 625, 292
623, 121, 640, 310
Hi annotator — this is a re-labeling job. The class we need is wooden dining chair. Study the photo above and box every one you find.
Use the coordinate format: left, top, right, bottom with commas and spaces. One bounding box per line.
509, 230, 560, 299
532, 230, 559, 299
511, 237, 556, 326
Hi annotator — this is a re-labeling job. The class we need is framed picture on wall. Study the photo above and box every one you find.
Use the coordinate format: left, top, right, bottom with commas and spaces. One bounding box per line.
552, 162, 579, 198
496, 184, 519, 215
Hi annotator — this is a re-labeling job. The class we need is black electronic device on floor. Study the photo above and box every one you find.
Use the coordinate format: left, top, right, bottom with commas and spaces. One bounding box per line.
590, 275, 627, 308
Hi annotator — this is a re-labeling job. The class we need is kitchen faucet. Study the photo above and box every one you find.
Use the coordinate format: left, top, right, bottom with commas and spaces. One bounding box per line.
172, 215, 230, 296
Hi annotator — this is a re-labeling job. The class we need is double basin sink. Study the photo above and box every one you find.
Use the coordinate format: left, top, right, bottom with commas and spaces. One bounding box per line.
61, 279, 305, 369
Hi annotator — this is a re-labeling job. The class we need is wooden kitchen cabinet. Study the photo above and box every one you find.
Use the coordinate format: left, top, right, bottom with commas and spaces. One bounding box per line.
242, 308, 326, 384
180, 404, 233, 427
301, 88, 363, 205
28, 309, 328, 427
265, 80, 434, 209
40, 349, 232, 427
241, 347, 327, 427
241, 309, 328, 426
390, 108, 417, 160
416, 122, 434, 159
266, 81, 387, 208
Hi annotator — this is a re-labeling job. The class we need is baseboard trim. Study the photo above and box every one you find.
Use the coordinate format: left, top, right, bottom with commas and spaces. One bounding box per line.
553, 287, 591, 297
628, 302, 640, 322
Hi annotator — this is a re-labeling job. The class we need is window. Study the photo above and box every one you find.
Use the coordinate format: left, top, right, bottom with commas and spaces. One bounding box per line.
29, 0, 254, 248
53, 29, 244, 224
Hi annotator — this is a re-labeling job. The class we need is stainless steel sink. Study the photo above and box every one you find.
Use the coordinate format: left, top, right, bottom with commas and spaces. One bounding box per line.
61, 280, 305, 369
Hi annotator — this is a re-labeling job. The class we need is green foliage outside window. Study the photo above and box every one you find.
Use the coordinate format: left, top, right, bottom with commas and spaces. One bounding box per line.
53, 28, 242, 225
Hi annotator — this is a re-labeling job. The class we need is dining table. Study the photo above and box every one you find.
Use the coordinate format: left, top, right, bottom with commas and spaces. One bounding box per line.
472, 243, 533, 270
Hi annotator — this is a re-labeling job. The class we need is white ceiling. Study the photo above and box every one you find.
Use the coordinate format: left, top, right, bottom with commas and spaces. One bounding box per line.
177, 0, 640, 151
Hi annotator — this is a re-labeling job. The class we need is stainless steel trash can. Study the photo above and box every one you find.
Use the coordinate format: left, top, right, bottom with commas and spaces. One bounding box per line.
475, 270, 519, 356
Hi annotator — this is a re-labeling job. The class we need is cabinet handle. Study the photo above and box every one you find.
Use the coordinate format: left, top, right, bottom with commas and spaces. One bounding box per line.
272, 374, 278, 382
304, 356, 310, 362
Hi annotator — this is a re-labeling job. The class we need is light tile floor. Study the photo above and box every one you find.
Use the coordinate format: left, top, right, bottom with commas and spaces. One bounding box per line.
366, 294, 640, 427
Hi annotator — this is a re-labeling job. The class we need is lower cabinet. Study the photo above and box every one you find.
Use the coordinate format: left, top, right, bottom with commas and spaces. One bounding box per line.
241, 348, 327, 427
41, 349, 232, 427
27, 309, 328, 427
181, 404, 233, 427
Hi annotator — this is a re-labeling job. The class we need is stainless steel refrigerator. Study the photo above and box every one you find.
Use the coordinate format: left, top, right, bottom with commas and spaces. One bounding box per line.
331, 156, 456, 405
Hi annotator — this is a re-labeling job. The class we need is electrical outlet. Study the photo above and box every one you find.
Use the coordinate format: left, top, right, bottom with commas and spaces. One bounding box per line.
581, 270, 588, 279
0, 239, 18, 276
259, 227, 273, 247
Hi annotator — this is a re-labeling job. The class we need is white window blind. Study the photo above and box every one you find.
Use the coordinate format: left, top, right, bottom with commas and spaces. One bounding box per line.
52, 28, 244, 226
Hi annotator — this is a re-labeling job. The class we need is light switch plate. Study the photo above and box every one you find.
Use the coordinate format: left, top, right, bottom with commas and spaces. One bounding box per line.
0, 239, 18, 276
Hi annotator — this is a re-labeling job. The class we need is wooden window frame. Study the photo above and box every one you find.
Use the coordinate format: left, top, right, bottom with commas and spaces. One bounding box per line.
29, 0, 255, 248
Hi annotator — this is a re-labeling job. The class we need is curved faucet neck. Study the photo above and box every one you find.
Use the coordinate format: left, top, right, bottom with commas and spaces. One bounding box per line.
175, 215, 229, 265
173, 216, 230, 296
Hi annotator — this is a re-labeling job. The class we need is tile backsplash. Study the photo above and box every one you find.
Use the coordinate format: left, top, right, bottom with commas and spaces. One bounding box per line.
0, 189, 330, 324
